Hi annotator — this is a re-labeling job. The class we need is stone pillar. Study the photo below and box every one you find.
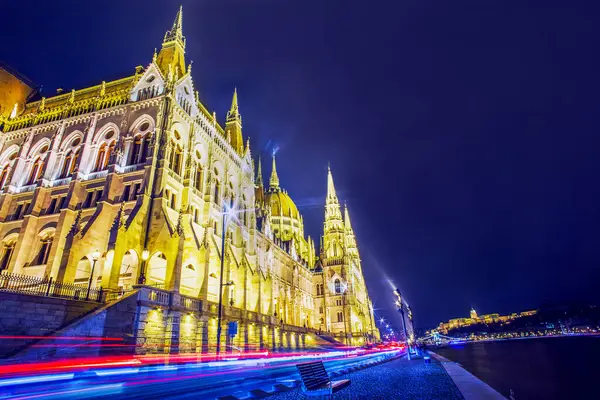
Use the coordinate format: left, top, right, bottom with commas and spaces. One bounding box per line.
259, 324, 265, 350
165, 310, 181, 354
199, 317, 209, 354
243, 322, 250, 352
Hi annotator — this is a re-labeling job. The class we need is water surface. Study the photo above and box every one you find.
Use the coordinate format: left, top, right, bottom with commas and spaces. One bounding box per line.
434, 336, 600, 399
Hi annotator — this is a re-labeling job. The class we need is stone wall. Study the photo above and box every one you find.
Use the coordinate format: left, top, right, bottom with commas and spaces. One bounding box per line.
11, 290, 140, 361
0, 291, 100, 357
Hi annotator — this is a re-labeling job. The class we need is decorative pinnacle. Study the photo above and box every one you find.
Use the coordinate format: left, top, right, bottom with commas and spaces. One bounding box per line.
270, 154, 280, 190
226, 87, 242, 124
256, 155, 264, 186
344, 203, 354, 232
163, 5, 185, 48
172, 5, 183, 36
327, 164, 338, 203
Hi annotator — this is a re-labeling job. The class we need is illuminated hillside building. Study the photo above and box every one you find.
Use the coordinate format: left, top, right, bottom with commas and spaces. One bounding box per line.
0, 8, 378, 351
436, 308, 538, 334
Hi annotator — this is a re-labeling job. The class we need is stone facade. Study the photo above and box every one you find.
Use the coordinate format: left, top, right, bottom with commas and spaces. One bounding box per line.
0, 7, 379, 352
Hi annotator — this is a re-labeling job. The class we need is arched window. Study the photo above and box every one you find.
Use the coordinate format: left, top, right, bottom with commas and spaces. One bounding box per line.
334, 279, 341, 294
214, 181, 220, 205
0, 241, 15, 270
194, 165, 203, 191
337, 311, 343, 323
0, 164, 9, 189
130, 136, 142, 165
129, 134, 151, 165
60, 149, 79, 178
172, 145, 182, 175
140, 133, 150, 161
35, 234, 53, 265
95, 141, 115, 172
27, 157, 44, 185
167, 140, 181, 174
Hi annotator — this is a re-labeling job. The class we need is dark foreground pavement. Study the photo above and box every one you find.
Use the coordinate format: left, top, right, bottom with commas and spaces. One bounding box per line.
268, 355, 464, 400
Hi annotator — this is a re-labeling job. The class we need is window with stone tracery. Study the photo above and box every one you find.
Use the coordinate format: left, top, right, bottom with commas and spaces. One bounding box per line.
130, 133, 151, 165
60, 149, 79, 178
27, 157, 45, 185
34, 233, 53, 265
94, 141, 115, 172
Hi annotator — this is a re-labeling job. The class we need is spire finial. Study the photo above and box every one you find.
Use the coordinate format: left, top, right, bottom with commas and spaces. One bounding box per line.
256, 155, 264, 186
344, 202, 353, 231
226, 87, 241, 125
157, 6, 186, 77
327, 164, 338, 203
270, 154, 280, 189
153, 48, 157, 63
173, 5, 183, 34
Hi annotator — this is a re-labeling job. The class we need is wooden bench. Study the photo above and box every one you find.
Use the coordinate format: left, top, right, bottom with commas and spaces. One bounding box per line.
296, 361, 351, 399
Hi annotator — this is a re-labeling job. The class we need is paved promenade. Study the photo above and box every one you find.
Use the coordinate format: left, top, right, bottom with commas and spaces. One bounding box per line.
268, 355, 464, 400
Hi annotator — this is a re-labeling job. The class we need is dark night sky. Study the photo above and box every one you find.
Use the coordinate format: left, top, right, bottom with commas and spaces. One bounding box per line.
2, 0, 600, 329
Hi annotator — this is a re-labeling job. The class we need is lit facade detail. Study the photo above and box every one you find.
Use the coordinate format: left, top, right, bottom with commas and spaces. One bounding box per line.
0, 7, 379, 350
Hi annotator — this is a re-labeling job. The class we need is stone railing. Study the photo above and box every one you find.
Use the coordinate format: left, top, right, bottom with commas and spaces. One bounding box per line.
51, 177, 72, 187
16, 184, 36, 194
86, 170, 108, 180
118, 164, 145, 174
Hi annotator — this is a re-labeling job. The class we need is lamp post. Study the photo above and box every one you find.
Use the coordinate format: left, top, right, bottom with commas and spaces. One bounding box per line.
407, 305, 414, 351
394, 288, 411, 360
137, 249, 150, 285
86, 250, 101, 300
368, 303, 375, 344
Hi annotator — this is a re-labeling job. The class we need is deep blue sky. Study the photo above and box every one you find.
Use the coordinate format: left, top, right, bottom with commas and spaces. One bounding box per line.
3, 0, 600, 329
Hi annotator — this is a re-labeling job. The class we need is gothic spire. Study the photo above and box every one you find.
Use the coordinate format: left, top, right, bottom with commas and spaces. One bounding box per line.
324, 165, 343, 230
226, 87, 241, 124
326, 164, 339, 205
270, 155, 280, 190
172, 5, 183, 35
156, 6, 186, 77
225, 87, 244, 154
344, 203, 354, 233
256, 155, 264, 187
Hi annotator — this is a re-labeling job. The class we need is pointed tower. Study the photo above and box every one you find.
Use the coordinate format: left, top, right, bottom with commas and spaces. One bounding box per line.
255, 155, 266, 221
225, 88, 244, 154
324, 165, 343, 235
156, 6, 186, 77
269, 155, 280, 190
344, 203, 358, 256
319, 165, 379, 345
256, 156, 264, 188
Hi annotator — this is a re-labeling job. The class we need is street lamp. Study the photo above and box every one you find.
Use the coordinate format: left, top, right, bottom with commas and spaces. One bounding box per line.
394, 288, 412, 360
138, 249, 150, 284
86, 250, 101, 300
407, 305, 415, 346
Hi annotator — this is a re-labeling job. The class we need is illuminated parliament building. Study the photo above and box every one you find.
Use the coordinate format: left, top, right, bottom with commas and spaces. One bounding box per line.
0, 8, 379, 353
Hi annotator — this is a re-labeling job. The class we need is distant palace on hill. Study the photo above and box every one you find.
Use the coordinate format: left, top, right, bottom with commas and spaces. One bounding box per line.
434, 308, 537, 334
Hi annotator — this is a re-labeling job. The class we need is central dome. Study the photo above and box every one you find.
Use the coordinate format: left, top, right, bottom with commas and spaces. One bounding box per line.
266, 189, 300, 220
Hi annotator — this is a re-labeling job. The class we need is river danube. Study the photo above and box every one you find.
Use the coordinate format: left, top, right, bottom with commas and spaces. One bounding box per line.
434, 336, 600, 399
